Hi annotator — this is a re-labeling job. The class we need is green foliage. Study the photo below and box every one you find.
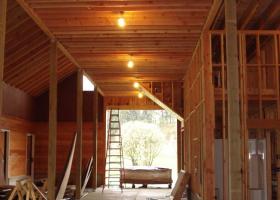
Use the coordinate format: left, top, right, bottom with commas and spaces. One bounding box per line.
122, 121, 164, 166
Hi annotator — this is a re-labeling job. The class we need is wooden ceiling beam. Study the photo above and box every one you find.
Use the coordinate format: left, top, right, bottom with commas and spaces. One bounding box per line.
56, 33, 200, 39
52, 27, 202, 35
27, 1, 211, 11
138, 84, 183, 121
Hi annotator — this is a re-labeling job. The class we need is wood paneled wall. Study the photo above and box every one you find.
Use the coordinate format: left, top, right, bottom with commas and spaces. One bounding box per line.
34, 122, 105, 186
0, 116, 34, 178
3, 82, 35, 121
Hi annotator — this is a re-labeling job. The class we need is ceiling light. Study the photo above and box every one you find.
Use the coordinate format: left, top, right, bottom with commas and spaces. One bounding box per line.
118, 17, 126, 28
133, 82, 140, 89
127, 60, 134, 68
138, 92, 144, 99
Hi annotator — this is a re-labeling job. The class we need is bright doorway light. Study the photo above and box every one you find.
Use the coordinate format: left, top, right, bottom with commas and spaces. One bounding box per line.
83, 75, 95, 91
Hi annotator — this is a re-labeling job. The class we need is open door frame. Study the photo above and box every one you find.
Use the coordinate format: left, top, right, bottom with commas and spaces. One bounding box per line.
1, 129, 10, 184
26, 134, 35, 179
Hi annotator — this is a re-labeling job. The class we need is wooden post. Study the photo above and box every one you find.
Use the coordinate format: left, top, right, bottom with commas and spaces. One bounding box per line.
0, 0, 7, 116
225, 0, 242, 200
177, 120, 182, 172
92, 89, 98, 189
202, 32, 215, 200
48, 39, 57, 200
76, 69, 83, 199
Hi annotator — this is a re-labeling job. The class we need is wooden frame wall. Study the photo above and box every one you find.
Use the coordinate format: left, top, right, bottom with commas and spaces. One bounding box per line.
210, 30, 280, 200
184, 32, 215, 200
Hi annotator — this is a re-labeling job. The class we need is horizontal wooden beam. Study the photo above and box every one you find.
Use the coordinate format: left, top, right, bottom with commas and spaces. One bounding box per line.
247, 119, 280, 129
139, 84, 183, 121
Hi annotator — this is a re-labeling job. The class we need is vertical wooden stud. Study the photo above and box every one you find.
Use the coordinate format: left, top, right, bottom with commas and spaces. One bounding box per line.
48, 39, 57, 200
266, 131, 272, 200
202, 32, 215, 200
0, 0, 7, 116
92, 88, 98, 189
76, 69, 83, 199
177, 120, 182, 172
225, 0, 242, 200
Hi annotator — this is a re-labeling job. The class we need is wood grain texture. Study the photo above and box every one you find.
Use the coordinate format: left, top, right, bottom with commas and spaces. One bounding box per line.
48, 39, 58, 200
33, 122, 106, 187
0, 116, 34, 178
76, 69, 83, 199
0, 0, 7, 116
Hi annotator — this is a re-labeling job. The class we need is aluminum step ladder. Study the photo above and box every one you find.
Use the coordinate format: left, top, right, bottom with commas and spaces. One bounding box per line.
103, 110, 125, 191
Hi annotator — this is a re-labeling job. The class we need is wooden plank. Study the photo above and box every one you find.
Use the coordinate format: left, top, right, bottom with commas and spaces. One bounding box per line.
56, 133, 77, 200
225, 0, 242, 200
48, 39, 58, 200
177, 120, 182, 172
92, 89, 98, 189
266, 132, 272, 200
247, 119, 280, 129
139, 84, 183, 121
170, 170, 190, 200
0, 0, 7, 116
202, 32, 215, 200
76, 69, 83, 199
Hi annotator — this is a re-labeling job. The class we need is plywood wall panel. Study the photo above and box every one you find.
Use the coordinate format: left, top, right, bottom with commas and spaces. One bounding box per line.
0, 116, 34, 178
34, 122, 105, 186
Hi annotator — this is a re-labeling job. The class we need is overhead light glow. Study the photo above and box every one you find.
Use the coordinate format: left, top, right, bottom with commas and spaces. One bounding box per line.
133, 82, 140, 89
83, 75, 95, 91
138, 92, 144, 99
127, 60, 134, 68
118, 17, 126, 28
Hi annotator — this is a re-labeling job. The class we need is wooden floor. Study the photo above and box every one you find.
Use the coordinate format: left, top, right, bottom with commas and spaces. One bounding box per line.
83, 188, 171, 200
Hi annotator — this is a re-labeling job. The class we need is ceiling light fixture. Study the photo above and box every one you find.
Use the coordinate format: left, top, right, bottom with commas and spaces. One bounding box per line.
133, 82, 140, 89
138, 92, 144, 99
118, 17, 126, 28
127, 60, 134, 68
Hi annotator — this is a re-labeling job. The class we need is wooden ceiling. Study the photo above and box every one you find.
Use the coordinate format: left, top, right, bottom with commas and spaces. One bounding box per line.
212, 0, 280, 30
4, 0, 76, 96
19, 0, 212, 96
5, 0, 278, 97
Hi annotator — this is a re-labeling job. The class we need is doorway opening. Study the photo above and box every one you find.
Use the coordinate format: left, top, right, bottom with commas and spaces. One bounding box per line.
26, 134, 35, 178
0, 130, 9, 185
105, 109, 177, 188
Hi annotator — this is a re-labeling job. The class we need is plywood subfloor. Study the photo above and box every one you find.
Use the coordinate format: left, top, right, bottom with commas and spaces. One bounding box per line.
83, 188, 171, 200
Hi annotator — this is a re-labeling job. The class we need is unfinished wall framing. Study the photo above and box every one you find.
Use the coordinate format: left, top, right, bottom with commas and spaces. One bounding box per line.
210, 30, 280, 200
184, 32, 215, 200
